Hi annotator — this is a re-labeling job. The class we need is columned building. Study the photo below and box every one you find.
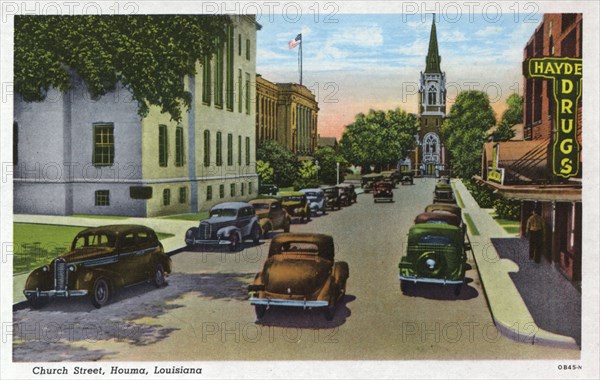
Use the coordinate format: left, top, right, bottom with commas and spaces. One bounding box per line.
255, 76, 319, 158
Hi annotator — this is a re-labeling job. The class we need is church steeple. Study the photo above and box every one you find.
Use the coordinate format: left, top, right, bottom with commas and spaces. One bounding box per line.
425, 14, 442, 73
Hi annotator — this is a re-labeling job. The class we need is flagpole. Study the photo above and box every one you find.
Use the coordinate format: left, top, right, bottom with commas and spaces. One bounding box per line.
299, 37, 303, 85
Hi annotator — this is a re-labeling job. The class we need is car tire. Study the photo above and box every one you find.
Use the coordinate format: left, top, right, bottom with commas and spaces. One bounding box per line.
255, 304, 267, 319
262, 223, 272, 238
251, 224, 261, 244
324, 302, 336, 321
153, 263, 166, 288
27, 295, 49, 310
229, 234, 240, 252
400, 280, 411, 294
306, 212, 311, 222
454, 283, 463, 296
91, 278, 110, 309
283, 219, 291, 232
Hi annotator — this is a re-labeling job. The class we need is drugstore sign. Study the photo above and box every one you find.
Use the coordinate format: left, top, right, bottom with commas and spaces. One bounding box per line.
523, 57, 582, 179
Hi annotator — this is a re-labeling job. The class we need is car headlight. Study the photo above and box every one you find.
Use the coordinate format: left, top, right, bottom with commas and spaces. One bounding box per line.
42, 265, 49, 272
68, 265, 77, 272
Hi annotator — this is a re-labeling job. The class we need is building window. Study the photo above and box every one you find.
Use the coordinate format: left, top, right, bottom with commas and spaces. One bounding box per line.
238, 135, 242, 166
219, 184, 225, 198
202, 55, 212, 105
245, 73, 251, 115
226, 25, 234, 111
163, 189, 171, 206
241, 182, 245, 196
230, 183, 236, 197
175, 126, 184, 167
206, 185, 213, 200
245, 137, 251, 165
216, 132, 223, 166
249, 182, 254, 194
227, 133, 233, 166
158, 124, 168, 167
428, 85, 437, 105
203, 130, 210, 166
246, 38, 250, 60
95, 190, 110, 206
238, 34, 242, 56
93, 124, 114, 166
215, 38, 224, 108
179, 187, 187, 204
238, 69, 243, 113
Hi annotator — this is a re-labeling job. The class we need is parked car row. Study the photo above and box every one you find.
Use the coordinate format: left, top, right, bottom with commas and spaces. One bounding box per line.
433, 176, 456, 204
398, 203, 471, 296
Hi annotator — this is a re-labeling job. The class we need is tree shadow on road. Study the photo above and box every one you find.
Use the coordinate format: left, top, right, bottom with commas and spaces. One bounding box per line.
400, 277, 479, 301
253, 295, 356, 329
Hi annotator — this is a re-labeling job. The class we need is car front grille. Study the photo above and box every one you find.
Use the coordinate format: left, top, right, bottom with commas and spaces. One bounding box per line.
199, 222, 212, 239
54, 258, 68, 291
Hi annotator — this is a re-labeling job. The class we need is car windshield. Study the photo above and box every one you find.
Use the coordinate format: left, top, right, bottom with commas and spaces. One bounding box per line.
282, 196, 303, 202
252, 203, 269, 210
418, 234, 454, 245
304, 192, 318, 197
73, 233, 116, 249
210, 208, 237, 217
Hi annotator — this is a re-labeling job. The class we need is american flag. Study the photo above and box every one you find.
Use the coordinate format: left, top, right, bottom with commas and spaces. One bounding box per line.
288, 33, 302, 49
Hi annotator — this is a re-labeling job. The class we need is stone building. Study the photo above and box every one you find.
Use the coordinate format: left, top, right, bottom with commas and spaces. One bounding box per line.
14, 16, 261, 217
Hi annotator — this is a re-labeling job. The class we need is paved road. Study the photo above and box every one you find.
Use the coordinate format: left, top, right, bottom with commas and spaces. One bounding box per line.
12, 178, 579, 361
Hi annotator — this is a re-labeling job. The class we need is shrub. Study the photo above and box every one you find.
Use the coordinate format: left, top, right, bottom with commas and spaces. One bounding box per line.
493, 196, 521, 220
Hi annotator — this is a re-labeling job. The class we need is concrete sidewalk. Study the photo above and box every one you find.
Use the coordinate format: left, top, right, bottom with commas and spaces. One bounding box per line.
12, 214, 193, 304
452, 179, 579, 349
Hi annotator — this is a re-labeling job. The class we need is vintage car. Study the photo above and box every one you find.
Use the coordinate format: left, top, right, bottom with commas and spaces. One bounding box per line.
425, 203, 462, 220
433, 183, 456, 204
259, 183, 279, 196
185, 202, 261, 251
399, 223, 470, 295
322, 186, 342, 211
278, 191, 311, 222
381, 171, 399, 187
23, 225, 172, 309
248, 198, 291, 237
299, 188, 327, 216
400, 171, 414, 185
414, 211, 461, 227
372, 181, 394, 202
338, 183, 357, 206
361, 173, 383, 193
438, 175, 451, 185
248, 233, 349, 321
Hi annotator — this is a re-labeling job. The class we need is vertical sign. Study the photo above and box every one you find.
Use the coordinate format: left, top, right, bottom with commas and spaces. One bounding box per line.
523, 57, 582, 178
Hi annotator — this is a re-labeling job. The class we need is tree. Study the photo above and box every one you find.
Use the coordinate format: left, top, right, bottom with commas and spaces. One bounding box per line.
256, 160, 274, 184
14, 15, 230, 122
441, 91, 496, 178
339, 108, 418, 171
256, 140, 299, 187
314, 146, 348, 185
492, 93, 523, 142
298, 160, 317, 181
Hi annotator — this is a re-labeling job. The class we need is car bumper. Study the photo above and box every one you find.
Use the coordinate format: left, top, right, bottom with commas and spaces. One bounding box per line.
398, 274, 464, 285
24, 289, 88, 298
186, 238, 232, 246
249, 297, 328, 308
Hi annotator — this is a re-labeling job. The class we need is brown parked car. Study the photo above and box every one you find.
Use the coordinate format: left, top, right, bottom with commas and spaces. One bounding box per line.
249, 198, 291, 237
23, 225, 172, 309
248, 233, 349, 321
372, 180, 394, 202
425, 203, 462, 220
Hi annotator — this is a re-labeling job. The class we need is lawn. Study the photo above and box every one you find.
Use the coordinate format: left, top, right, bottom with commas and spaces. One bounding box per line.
463, 213, 480, 236
13, 223, 174, 275
160, 212, 209, 221
490, 212, 521, 235
453, 185, 465, 208
72, 214, 129, 220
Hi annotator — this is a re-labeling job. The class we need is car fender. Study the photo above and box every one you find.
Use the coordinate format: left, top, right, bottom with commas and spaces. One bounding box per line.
24, 266, 53, 291
315, 275, 335, 302
75, 267, 125, 293
217, 225, 241, 240
258, 218, 272, 232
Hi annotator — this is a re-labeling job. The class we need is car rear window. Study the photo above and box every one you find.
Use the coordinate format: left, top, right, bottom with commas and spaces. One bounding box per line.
418, 234, 453, 245
280, 242, 319, 255
252, 203, 269, 210
210, 208, 237, 217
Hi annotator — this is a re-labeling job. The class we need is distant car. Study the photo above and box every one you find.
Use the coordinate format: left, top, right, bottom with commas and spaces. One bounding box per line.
338, 183, 357, 206
249, 198, 291, 237
259, 184, 279, 196
300, 188, 327, 216
381, 171, 399, 187
433, 183, 456, 204
248, 233, 349, 321
322, 186, 342, 211
400, 171, 414, 185
438, 175, 451, 185
372, 181, 394, 202
361, 173, 383, 193
278, 191, 311, 222
23, 225, 171, 309
185, 202, 261, 251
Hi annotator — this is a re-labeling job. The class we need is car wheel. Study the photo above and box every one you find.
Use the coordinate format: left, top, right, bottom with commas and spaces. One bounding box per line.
229, 234, 240, 252
27, 295, 49, 310
153, 263, 166, 288
251, 224, 261, 243
454, 283, 463, 296
283, 219, 291, 232
400, 280, 411, 294
324, 302, 336, 321
306, 212, 311, 222
91, 278, 110, 308
255, 304, 267, 319
262, 223, 271, 238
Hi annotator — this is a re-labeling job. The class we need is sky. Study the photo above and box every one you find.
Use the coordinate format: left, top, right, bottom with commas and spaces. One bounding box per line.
256, 13, 542, 139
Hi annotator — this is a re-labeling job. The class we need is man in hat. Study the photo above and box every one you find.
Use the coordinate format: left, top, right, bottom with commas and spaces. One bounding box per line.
526, 208, 546, 263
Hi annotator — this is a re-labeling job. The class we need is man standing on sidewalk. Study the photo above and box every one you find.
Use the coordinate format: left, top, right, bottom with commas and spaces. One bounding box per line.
526, 209, 546, 263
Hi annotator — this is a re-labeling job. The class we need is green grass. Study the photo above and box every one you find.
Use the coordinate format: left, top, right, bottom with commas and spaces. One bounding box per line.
504, 226, 521, 234
463, 213, 480, 236
489, 213, 521, 235
72, 214, 129, 220
159, 212, 209, 221
452, 185, 465, 208
13, 223, 174, 275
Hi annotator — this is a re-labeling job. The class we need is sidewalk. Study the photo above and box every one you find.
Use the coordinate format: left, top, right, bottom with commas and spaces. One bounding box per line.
453, 179, 579, 349
12, 214, 192, 304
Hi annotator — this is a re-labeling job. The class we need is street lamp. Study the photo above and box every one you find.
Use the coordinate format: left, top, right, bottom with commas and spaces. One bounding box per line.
315, 160, 319, 182
336, 162, 340, 185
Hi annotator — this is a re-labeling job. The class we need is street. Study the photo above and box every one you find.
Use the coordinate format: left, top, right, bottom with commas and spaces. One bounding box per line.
12, 178, 579, 361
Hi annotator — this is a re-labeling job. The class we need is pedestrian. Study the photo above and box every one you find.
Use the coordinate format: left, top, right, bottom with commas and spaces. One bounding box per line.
526, 208, 545, 263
